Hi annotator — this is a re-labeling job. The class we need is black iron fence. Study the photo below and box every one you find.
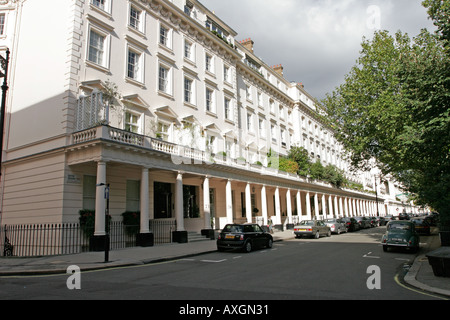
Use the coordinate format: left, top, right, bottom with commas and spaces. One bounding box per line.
0, 219, 177, 257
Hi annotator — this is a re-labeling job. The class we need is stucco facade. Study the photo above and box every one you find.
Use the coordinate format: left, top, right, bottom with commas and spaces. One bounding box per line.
0, 0, 419, 242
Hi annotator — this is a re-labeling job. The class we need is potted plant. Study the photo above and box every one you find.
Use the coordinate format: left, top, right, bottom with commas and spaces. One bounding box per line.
121, 211, 140, 236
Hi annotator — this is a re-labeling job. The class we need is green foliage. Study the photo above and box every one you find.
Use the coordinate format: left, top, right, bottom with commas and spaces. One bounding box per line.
319, 1, 450, 225
121, 211, 140, 236
278, 157, 299, 174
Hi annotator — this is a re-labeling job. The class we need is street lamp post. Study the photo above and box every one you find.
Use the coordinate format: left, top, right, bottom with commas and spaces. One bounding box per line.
0, 48, 10, 177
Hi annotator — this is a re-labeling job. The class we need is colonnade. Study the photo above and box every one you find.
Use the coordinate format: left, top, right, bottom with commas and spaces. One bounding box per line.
92, 161, 384, 239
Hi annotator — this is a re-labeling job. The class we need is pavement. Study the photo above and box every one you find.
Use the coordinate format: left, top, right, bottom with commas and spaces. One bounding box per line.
0, 229, 449, 299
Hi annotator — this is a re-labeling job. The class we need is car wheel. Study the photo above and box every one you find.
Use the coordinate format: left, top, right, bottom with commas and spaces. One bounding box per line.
314, 231, 320, 239
266, 239, 273, 249
383, 245, 388, 252
243, 241, 252, 253
327, 230, 331, 237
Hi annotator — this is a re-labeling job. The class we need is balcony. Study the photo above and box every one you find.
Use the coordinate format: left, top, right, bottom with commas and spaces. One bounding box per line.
70, 125, 314, 185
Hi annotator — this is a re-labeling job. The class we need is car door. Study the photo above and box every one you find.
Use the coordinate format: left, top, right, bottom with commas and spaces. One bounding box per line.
317, 220, 326, 235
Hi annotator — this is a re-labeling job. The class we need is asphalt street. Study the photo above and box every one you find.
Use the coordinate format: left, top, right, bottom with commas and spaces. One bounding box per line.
0, 227, 441, 301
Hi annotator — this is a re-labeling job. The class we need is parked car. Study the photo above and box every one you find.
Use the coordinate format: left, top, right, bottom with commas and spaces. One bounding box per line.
380, 215, 395, 226
341, 217, 360, 232
354, 217, 371, 229
324, 218, 348, 234
398, 212, 410, 220
369, 217, 379, 227
410, 217, 431, 235
293, 220, 331, 239
381, 221, 420, 253
217, 224, 273, 253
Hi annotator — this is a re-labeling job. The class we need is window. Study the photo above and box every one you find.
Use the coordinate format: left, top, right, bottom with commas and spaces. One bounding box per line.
224, 98, 232, 121
184, 77, 194, 104
126, 180, 140, 212
159, 24, 171, 48
257, 92, 263, 107
224, 65, 230, 82
281, 128, 286, 147
247, 113, 253, 132
205, 53, 213, 73
206, 135, 217, 154
125, 112, 140, 133
88, 29, 106, 66
91, 0, 111, 13
82, 175, 96, 211
129, 5, 144, 32
0, 13, 5, 36
184, 39, 195, 61
259, 118, 266, 137
246, 85, 252, 101
91, 0, 105, 10
127, 48, 142, 82
270, 100, 275, 114
158, 64, 171, 94
271, 124, 277, 142
206, 88, 215, 113
157, 121, 170, 141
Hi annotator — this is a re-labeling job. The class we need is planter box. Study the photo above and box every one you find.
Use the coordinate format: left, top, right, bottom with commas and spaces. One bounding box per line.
427, 247, 450, 278
439, 230, 450, 247
172, 231, 188, 243
136, 232, 154, 247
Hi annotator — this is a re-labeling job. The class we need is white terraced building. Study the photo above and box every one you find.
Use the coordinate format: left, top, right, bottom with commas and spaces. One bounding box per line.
0, 0, 420, 247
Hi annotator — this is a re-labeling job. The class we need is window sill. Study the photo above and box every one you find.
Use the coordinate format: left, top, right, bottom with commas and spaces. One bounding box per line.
85, 60, 111, 74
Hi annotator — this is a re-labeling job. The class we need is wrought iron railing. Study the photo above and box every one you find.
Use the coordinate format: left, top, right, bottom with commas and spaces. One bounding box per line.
0, 219, 177, 257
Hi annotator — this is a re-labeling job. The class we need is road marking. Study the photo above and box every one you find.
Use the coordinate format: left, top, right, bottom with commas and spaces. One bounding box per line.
394, 274, 448, 300
233, 256, 242, 259
363, 252, 380, 259
200, 259, 227, 263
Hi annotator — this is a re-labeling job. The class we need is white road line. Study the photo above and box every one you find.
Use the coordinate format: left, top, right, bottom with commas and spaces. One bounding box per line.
201, 259, 227, 263
363, 252, 380, 259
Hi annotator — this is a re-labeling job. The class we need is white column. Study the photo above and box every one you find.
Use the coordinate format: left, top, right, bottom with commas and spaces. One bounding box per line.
203, 176, 211, 229
94, 161, 107, 236
339, 197, 344, 218
348, 198, 353, 217
286, 189, 292, 224
296, 190, 302, 221
274, 187, 281, 225
314, 193, 319, 219
245, 182, 252, 223
306, 191, 312, 220
261, 185, 268, 225
322, 194, 327, 219
352, 199, 357, 217
226, 179, 233, 224
175, 172, 185, 231
140, 167, 150, 234
334, 196, 339, 218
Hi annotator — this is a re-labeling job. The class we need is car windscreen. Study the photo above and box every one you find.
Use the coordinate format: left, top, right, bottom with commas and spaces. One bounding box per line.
388, 223, 411, 231
299, 221, 314, 226
223, 225, 244, 233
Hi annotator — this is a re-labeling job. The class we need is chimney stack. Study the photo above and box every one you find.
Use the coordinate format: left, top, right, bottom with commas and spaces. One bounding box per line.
239, 38, 254, 53
272, 64, 284, 76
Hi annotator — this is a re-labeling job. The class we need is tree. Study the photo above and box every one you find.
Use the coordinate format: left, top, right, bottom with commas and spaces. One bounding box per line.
319, 0, 450, 226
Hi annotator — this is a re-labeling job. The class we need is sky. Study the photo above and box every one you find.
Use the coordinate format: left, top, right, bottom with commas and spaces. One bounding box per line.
199, 0, 436, 101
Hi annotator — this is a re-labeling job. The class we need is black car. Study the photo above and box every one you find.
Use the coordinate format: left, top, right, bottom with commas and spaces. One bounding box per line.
399, 212, 410, 220
217, 224, 273, 253
354, 217, 371, 229
341, 217, 360, 232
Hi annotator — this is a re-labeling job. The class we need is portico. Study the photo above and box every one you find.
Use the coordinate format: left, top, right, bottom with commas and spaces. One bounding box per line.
67, 125, 383, 247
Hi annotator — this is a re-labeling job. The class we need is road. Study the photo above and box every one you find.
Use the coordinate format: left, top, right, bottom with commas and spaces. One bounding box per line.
0, 226, 441, 302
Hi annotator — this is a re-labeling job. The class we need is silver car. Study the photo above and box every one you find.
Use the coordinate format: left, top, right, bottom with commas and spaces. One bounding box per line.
325, 218, 348, 234
294, 220, 331, 239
